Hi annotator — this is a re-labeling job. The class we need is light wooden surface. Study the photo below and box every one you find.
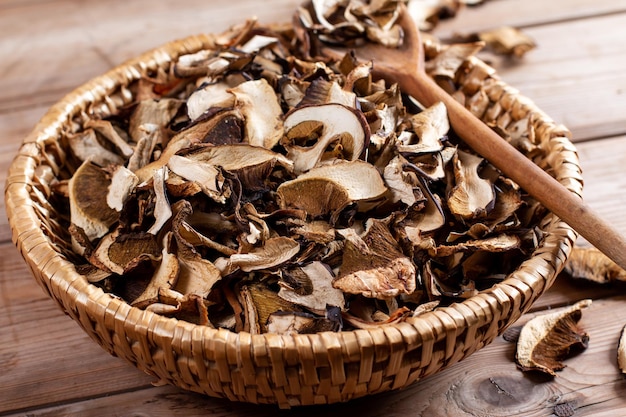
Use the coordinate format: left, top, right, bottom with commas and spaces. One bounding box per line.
1, 1, 626, 415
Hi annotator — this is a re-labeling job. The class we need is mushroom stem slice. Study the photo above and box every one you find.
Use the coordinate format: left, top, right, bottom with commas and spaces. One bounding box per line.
516, 299, 591, 376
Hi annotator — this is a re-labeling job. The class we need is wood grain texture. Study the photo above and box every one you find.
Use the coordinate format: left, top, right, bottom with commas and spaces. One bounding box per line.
1, 0, 626, 415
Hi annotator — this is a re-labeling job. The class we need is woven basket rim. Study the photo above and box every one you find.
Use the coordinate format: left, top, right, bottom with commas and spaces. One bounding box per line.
4, 30, 580, 406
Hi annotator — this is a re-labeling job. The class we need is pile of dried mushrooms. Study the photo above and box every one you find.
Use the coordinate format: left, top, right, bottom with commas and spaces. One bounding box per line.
55, 5, 546, 335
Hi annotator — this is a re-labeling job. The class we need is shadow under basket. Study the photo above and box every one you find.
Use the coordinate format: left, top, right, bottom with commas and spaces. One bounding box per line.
5, 32, 581, 408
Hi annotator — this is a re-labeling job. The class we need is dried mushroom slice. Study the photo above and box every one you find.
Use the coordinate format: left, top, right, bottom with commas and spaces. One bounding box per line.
240, 282, 302, 334
618, 325, 626, 374
299, 0, 404, 47
429, 234, 521, 258
266, 311, 340, 335
397, 102, 449, 154
278, 261, 345, 314
106, 165, 139, 212
89, 229, 161, 275
67, 128, 125, 167
281, 103, 370, 173
229, 78, 284, 149
516, 299, 591, 376
131, 232, 179, 308
186, 82, 235, 122
383, 155, 421, 206
167, 155, 226, 203
219, 237, 301, 274
128, 98, 182, 142
169, 201, 223, 298
84, 119, 134, 159
181, 143, 293, 173
561, 246, 626, 284
333, 219, 417, 299
277, 160, 387, 221
69, 160, 120, 242
447, 149, 495, 220
406, 0, 463, 31
478, 26, 536, 58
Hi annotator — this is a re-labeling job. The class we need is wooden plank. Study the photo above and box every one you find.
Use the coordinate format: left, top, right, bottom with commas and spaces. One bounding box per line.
6, 294, 626, 416
0, 243, 154, 414
435, 0, 626, 36
489, 15, 626, 141
573, 136, 626, 242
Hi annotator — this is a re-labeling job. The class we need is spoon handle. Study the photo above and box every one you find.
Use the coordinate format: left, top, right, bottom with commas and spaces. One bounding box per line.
399, 70, 626, 270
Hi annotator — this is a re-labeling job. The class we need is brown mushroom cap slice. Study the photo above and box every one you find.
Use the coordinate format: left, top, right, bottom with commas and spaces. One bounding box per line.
562, 246, 626, 284
84, 119, 134, 159
69, 160, 119, 241
447, 149, 496, 220
229, 78, 284, 149
67, 128, 125, 166
281, 103, 370, 173
89, 229, 161, 275
516, 299, 591, 376
240, 281, 302, 334
478, 26, 536, 58
128, 98, 182, 143
277, 160, 388, 220
333, 219, 417, 299
278, 261, 345, 314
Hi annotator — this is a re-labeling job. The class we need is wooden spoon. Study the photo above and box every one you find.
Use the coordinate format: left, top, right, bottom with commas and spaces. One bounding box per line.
297, 2, 626, 270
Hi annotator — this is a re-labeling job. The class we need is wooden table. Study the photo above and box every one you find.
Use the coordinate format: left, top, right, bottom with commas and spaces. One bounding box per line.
2, 1, 626, 415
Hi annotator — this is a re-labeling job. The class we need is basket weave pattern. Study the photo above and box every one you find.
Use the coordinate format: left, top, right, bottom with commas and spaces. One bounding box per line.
5, 33, 581, 407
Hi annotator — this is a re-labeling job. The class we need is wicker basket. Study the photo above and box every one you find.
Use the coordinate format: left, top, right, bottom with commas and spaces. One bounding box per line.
5, 32, 581, 408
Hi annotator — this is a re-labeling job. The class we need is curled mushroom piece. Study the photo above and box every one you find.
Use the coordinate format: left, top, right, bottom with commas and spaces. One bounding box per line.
448, 149, 495, 220
218, 237, 301, 275
397, 102, 449, 154
229, 78, 284, 149
562, 246, 626, 284
281, 103, 370, 174
333, 219, 417, 299
278, 261, 345, 314
516, 299, 591, 376
69, 160, 120, 243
